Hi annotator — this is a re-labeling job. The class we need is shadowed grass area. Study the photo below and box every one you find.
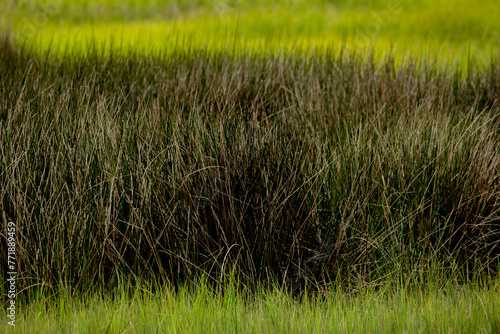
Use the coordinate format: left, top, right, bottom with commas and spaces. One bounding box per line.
0, 35, 499, 298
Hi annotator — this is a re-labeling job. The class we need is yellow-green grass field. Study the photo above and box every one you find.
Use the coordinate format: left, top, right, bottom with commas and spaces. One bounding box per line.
1, 1, 500, 332
2, 0, 500, 65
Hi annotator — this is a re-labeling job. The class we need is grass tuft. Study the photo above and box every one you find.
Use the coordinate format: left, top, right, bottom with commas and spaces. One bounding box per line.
0, 33, 499, 298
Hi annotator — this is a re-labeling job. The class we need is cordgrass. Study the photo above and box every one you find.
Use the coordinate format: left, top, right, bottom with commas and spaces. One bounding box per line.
2, 0, 500, 64
1, 278, 499, 333
1, 2, 500, 330
1, 34, 499, 297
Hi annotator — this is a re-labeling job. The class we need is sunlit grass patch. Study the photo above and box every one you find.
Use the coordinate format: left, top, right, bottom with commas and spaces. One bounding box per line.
3, 0, 500, 65
2, 279, 500, 333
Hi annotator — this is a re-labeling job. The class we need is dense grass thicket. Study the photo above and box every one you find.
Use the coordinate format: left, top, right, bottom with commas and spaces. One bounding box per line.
0, 35, 500, 298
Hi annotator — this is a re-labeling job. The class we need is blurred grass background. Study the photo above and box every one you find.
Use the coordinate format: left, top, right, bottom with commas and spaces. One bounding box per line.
2, 0, 499, 64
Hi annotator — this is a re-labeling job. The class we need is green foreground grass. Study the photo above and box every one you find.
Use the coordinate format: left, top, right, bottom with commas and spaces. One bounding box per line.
3, 0, 500, 64
2, 279, 500, 333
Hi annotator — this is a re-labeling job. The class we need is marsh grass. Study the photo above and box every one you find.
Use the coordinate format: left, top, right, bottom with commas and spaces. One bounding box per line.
1, 277, 499, 333
0, 34, 499, 299
4, 0, 500, 65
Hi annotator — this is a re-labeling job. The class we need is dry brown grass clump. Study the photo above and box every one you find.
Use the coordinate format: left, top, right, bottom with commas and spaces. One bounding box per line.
0, 35, 499, 295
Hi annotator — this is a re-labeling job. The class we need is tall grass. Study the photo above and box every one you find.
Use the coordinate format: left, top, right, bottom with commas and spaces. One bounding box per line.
0, 34, 499, 297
